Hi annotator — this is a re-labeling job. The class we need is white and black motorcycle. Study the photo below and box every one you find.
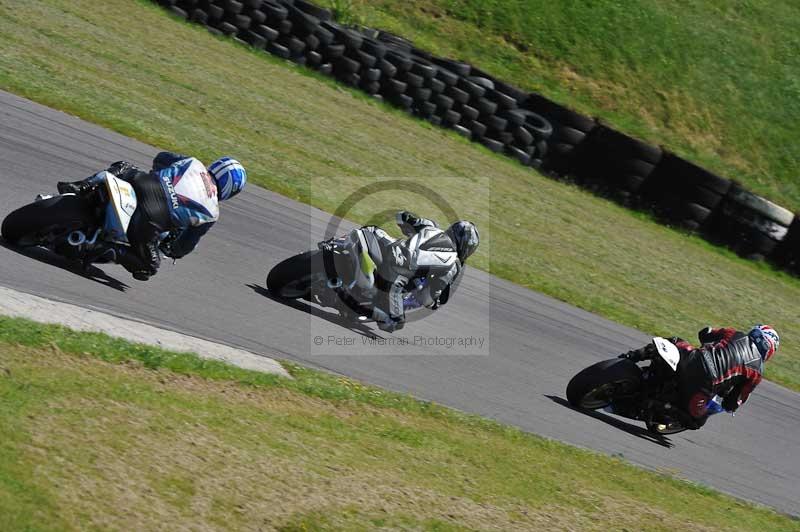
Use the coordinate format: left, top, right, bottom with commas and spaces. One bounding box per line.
567, 337, 727, 435
2, 171, 146, 270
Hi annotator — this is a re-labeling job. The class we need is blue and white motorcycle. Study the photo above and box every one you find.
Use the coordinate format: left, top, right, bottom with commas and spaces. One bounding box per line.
2, 171, 143, 269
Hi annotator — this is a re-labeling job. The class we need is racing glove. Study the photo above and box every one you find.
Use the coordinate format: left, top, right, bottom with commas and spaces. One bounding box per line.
619, 342, 656, 362
697, 326, 716, 345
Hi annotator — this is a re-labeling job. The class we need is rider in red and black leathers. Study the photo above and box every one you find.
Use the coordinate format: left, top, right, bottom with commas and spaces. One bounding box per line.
673, 327, 763, 428
623, 325, 778, 429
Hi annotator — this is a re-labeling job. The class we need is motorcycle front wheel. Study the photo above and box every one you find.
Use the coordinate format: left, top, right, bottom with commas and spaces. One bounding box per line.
267, 249, 324, 299
1, 195, 93, 247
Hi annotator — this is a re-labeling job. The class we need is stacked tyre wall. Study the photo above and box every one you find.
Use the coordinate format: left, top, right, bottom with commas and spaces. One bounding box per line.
154, 0, 800, 276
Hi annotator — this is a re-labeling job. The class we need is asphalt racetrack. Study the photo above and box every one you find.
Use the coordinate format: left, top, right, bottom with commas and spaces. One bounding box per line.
0, 90, 797, 516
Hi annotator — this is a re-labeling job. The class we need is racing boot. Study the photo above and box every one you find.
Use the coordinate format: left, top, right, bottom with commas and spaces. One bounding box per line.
57, 172, 104, 195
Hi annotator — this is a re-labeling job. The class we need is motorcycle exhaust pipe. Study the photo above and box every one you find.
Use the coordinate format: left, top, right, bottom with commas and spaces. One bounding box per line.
85, 228, 101, 245
67, 228, 101, 247
67, 231, 86, 246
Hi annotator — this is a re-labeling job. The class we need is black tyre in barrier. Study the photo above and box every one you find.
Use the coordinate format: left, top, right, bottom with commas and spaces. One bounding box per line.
388, 93, 413, 110
381, 78, 407, 95
456, 103, 479, 122
226, 13, 250, 30
434, 94, 454, 112
500, 109, 526, 127
190, 7, 208, 23
524, 92, 597, 175
457, 77, 485, 100
266, 41, 291, 58
279, 35, 306, 54
468, 120, 487, 138
443, 109, 461, 126
474, 97, 498, 116
217, 21, 238, 35
321, 43, 345, 60
506, 145, 532, 165
303, 33, 320, 51
243, 29, 267, 49
207, 3, 224, 22
481, 137, 505, 153
335, 55, 360, 74
434, 67, 459, 87
262, 1, 288, 21
512, 126, 534, 147
321, 21, 362, 50
306, 50, 323, 68
286, 4, 320, 34
705, 183, 793, 258
277, 19, 292, 35
452, 124, 471, 138
221, 0, 243, 15
521, 111, 553, 140
362, 68, 381, 82
384, 49, 412, 72
402, 71, 424, 88
484, 114, 507, 132
294, 0, 332, 21
360, 36, 387, 59
488, 89, 517, 110
468, 76, 494, 91
570, 125, 662, 200
245, 7, 266, 25
426, 77, 445, 94
314, 24, 334, 46
772, 216, 800, 272
446, 86, 470, 105
253, 24, 279, 41
377, 58, 397, 78
169, 6, 188, 18
352, 49, 376, 69
377, 30, 413, 52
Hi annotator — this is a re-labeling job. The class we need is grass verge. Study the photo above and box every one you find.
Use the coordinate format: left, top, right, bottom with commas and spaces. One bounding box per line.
0, 316, 796, 531
0, 0, 799, 391
318, 0, 800, 213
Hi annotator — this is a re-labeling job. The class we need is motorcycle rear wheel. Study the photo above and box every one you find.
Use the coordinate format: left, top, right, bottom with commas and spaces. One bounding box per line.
1, 195, 93, 247
267, 249, 324, 298
566, 358, 642, 409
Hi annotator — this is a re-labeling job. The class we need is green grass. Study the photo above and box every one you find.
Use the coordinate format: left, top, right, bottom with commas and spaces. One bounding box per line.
0, 316, 796, 531
0, 0, 799, 392
321, 0, 800, 213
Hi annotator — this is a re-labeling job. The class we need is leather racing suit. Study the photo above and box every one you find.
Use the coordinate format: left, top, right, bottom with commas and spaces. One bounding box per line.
95, 152, 219, 279
348, 211, 462, 332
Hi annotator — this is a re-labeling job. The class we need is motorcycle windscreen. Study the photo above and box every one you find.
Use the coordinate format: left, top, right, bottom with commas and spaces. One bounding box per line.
102, 172, 138, 244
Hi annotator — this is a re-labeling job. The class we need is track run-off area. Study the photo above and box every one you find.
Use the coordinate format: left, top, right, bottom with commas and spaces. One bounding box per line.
0, 91, 798, 516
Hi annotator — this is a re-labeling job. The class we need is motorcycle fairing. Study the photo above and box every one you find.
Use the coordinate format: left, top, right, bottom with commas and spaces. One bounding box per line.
102, 172, 137, 244
652, 337, 680, 371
